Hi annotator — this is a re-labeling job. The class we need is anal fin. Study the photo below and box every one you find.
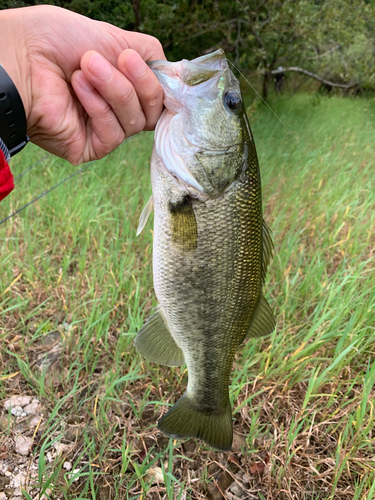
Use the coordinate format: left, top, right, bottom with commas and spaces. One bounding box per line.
246, 294, 275, 339
135, 306, 185, 366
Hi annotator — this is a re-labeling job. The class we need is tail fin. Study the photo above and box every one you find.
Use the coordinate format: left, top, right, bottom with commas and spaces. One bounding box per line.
158, 394, 233, 451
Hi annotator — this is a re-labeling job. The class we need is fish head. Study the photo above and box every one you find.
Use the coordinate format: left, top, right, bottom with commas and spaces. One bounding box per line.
150, 50, 254, 198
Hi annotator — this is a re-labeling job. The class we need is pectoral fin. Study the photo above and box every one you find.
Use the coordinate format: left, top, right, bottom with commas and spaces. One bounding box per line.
135, 306, 185, 366
137, 196, 154, 236
169, 197, 198, 251
245, 294, 275, 339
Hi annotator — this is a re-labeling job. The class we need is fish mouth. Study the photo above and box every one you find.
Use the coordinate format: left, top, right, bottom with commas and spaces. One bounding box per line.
148, 49, 227, 87
151, 49, 232, 196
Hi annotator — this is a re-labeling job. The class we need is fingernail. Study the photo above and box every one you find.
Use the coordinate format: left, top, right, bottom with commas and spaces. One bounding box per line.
89, 53, 112, 80
127, 53, 147, 79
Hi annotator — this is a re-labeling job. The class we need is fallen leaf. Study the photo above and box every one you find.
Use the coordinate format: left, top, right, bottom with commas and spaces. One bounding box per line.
145, 466, 164, 485
54, 442, 74, 455
228, 454, 240, 466
249, 461, 265, 475
229, 481, 244, 497
231, 432, 247, 453
207, 469, 233, 500
206, 481, 224, 500
182, 439, 196, 454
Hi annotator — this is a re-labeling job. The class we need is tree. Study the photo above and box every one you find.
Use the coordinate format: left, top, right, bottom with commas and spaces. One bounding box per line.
1, 0, 374, 96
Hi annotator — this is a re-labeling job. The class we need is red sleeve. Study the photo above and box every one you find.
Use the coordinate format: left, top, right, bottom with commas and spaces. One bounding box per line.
0, 149, 14, 201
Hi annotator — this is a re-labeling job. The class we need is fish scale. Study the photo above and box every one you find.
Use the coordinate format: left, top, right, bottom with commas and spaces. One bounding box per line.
135, 49, 275, 451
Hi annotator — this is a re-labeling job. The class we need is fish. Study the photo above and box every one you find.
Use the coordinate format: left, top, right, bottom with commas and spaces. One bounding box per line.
135, 49, 275, 452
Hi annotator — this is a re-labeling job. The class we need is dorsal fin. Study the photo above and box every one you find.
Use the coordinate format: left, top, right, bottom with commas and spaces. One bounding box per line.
262, 220, 274, 283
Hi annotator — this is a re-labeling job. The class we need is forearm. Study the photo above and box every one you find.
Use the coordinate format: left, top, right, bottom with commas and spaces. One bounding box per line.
0, 8, 31, 119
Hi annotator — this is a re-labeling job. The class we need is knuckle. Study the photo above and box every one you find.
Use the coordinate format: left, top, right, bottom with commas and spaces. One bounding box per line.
95, 102, 113, 121
117, 86, 137, 109
147, 36, 164, 57
113, 129, 126, 147
100, 129, 125, 154
126, 114, 146, 137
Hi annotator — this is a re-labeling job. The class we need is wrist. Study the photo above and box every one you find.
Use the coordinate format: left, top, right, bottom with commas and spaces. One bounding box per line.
0, 64, 29, 156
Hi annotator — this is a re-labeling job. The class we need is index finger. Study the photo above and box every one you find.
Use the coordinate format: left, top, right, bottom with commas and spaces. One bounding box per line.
125, 33, 166, 62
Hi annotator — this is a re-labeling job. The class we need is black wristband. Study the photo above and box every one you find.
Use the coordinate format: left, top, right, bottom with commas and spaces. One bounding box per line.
0, 64, 29, 157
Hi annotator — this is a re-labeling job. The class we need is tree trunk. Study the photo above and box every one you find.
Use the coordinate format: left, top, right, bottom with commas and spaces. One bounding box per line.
262, 71, 270, 100
132, 0, 142, 31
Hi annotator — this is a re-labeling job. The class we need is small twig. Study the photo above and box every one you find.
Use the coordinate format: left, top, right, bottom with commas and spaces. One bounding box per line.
308, 45, 341, 61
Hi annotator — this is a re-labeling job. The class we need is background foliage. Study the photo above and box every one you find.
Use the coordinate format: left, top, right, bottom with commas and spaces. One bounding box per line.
1, 0, 375, 95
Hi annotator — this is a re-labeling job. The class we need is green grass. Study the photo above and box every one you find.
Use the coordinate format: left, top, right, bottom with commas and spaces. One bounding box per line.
1, 93, 374, 499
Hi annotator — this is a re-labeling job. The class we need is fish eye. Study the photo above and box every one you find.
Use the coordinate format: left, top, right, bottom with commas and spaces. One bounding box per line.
224, 91, 241, 111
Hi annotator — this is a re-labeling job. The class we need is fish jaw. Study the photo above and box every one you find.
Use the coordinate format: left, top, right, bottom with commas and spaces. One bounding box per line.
148, 49, 227, 90
150, 49, 247, 197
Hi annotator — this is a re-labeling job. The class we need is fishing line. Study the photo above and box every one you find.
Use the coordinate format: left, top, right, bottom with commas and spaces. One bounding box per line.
0, 161, 95, 226
227, 60, 302, 148
14, 153, 50, 180
0, 136, 135, 225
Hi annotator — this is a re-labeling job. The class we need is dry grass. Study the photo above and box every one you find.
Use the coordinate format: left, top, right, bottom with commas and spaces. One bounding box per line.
0, 93, 374, 499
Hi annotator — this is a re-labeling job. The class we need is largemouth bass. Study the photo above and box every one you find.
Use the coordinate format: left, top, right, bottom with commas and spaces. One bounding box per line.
135, 49, 275, 452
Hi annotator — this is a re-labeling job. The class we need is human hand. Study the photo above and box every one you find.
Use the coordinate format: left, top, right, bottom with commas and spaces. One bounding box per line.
0, 5, 165, 164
